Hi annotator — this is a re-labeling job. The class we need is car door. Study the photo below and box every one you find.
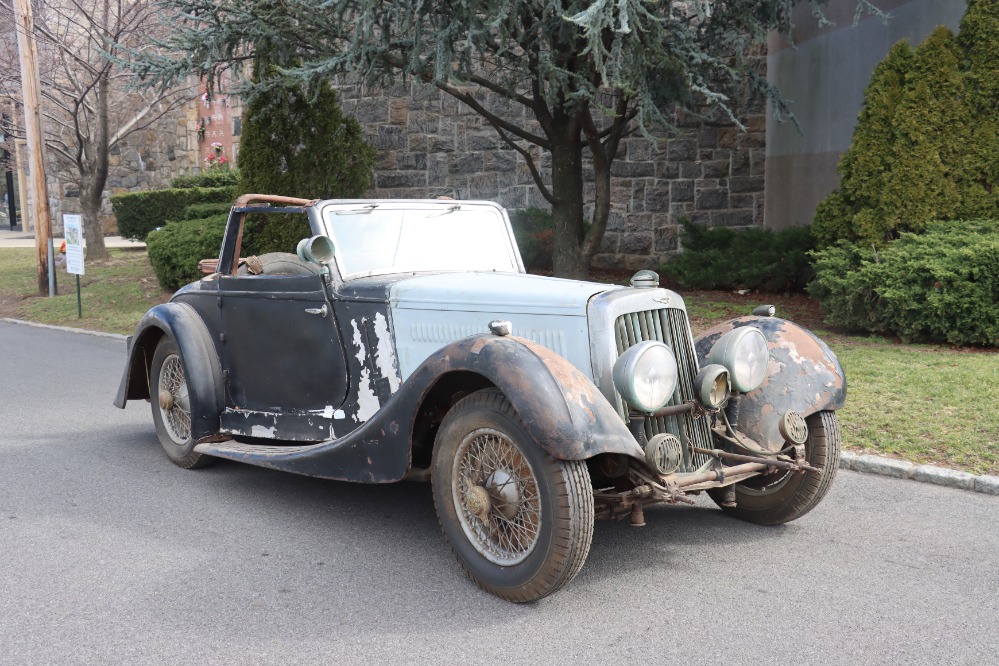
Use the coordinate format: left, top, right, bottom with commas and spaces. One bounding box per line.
217, 273, 349, 441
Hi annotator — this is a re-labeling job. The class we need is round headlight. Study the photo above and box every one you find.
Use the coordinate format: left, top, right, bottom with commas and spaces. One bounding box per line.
613, 341, 679, 413
707, 326, 770, 393
694, 364, 731, 409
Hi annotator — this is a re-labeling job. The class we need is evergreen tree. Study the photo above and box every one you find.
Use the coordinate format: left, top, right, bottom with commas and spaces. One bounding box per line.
238, 61, 375, 199
814, 40, 914, 246
957, 0, 999, 219
877, 26, 965, 239
813, 2, 999, 248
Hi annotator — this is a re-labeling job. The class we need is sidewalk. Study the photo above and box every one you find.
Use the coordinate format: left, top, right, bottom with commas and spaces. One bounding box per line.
0, 227, 145, 250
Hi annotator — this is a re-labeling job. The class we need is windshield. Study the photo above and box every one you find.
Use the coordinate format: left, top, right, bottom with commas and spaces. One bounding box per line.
322, 202, 522, 278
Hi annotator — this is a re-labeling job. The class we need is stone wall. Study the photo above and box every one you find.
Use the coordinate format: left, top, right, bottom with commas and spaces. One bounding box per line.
339, 81, 766, 270
32, 74, 765, 271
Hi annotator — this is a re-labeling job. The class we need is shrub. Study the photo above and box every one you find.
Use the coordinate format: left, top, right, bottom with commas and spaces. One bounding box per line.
241, 213, 313, 257
146, 215, 227, 291
509, 207, 554, 270
170, 169, 241, 189
238, 60, 375, 198
181, 202, 232, 220
111, 186, 237, 240
661, 221, 815, 292
808, 220, 999, 346
814, 0, 999, 247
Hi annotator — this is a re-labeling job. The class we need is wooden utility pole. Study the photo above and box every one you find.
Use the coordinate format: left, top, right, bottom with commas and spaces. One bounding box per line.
13, 0, 54, 295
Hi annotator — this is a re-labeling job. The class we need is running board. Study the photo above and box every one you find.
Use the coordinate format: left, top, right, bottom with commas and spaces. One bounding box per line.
192, 437, 400, 483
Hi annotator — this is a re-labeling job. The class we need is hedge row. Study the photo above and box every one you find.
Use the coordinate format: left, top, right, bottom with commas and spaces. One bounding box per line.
170, 169, 240, 190
111, 186, 237, 240
146, 215, 228, 291
808, 219, 999, 346
662, 221, 815, 292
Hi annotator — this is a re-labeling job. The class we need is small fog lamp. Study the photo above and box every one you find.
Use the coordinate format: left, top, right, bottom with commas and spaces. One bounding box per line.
694, 364, 731, 409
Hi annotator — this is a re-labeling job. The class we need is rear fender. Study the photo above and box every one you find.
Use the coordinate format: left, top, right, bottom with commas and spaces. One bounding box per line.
113, 302, 223, 442
695, 316, 846, 452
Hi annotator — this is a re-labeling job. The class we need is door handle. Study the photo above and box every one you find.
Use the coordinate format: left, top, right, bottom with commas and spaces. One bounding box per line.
305, 304, 328, 317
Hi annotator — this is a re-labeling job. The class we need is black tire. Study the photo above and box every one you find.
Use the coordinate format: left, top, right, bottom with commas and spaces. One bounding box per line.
431, 389, 594, 603
236, 252, 320, 276
708, 410, 840, 525
149, 338, 214, 470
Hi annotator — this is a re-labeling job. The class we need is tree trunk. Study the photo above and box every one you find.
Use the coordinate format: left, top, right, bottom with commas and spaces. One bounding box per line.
79, 179, 109, 260
81, 73, 111, 261
549, 114, 589, 280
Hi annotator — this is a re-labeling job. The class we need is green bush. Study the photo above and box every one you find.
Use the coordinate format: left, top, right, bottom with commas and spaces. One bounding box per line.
170, 169, 241, 189
238, 60, 375, 198
146, 210, 313, 290
111, 186, 237, 240
814, 0, 999, 247
661, 221, 815, 292
181, 201, 232, 220
146, 215, 227, 291
509, 207, 554, 270
241, 213, 313, 257
808, 220, 999, 346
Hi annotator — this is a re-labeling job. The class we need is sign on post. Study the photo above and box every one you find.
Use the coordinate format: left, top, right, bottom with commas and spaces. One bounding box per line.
63, 214, 83, 317
64, 214, 83, 275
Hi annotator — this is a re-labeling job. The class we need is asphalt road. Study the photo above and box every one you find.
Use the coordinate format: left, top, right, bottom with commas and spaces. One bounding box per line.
1, 321, 997, 665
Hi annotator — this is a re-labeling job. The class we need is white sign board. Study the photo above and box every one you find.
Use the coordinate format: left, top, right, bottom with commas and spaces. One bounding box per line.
64, 214, 84, 275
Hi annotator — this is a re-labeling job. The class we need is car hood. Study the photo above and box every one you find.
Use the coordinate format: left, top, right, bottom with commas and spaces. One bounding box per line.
388, 272, 620, 317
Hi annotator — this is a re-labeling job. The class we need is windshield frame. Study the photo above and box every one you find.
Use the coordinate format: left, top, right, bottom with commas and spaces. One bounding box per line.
318, 199, 525, 280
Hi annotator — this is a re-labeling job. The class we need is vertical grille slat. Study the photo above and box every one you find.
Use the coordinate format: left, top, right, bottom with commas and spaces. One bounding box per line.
612, 307, 714, 472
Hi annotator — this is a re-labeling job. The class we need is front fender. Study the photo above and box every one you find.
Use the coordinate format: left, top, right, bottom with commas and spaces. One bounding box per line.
113, 302, 223, 441
695, 316, 846, 452
412, 334, 644, 462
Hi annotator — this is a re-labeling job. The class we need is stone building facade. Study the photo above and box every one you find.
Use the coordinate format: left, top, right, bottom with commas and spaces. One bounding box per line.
30, 77, 764, 271
340, 82, 766, 270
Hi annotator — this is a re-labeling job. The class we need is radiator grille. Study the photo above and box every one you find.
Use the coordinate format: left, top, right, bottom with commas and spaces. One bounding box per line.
614, 308, 714, 472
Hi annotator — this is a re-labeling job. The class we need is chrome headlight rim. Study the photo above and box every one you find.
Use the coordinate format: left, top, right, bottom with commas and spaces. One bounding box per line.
707, 326, 770, 394
612, 340, 679, 413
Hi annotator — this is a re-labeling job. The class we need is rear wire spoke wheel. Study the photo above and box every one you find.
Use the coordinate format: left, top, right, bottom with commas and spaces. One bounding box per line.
432, 389, 593, 602
708, 410, 840, 525
150, 338, 214, 470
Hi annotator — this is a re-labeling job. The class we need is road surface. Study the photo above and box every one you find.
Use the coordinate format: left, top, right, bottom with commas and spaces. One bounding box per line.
1, 321, 996, 664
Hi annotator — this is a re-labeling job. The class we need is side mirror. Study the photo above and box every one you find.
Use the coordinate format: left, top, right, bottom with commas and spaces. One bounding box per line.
297, 235, 335, 265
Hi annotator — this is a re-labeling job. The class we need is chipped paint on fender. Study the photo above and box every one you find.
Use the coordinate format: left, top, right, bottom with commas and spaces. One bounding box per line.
351, 318, 381, 423
372, 312, 401, 393
695, 316, 846, 452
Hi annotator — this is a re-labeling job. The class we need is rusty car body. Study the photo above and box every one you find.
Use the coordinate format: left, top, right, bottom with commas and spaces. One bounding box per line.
116, 194, 846, 602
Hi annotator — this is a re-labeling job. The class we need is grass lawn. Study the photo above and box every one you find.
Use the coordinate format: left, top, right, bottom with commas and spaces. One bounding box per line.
0, 248, 170, 335
1, 248, 996, 474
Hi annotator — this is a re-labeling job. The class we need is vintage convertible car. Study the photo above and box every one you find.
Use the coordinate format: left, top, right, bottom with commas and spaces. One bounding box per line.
115, 194, 845, 602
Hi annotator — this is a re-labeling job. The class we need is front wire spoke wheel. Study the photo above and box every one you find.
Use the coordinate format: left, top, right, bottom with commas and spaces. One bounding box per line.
453, 428, 542, 565
432, 389, 594, 603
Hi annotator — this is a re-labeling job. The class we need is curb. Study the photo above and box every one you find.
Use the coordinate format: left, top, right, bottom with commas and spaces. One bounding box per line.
0, 317, 128, 341
840, 451, 999, 496
2, 316, 996, 497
